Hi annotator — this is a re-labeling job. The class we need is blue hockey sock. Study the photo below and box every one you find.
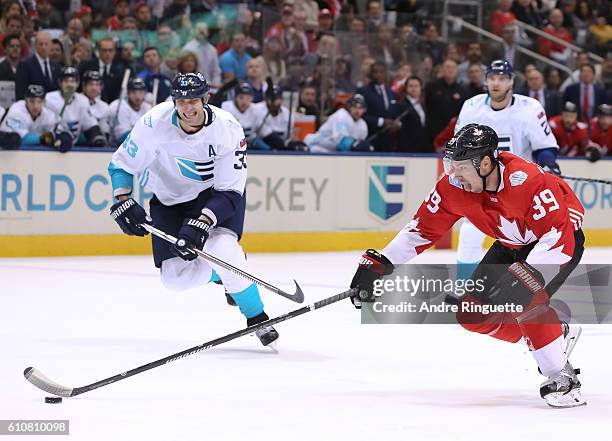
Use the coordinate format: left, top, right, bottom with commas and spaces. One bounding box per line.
228, 284, 264, 319
208, 270, 221, 284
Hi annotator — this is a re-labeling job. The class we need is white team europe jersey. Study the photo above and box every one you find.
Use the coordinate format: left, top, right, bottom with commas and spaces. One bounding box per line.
45, 91, 98, 139
221, 100, 258, 141
88, 96, 110, 136
110, 102, 247, 206
0, 100, 56, 136
251, 102, 292, 138
108, 98, 152, 140
455, 94, 558, 160
304, 108, 367, 153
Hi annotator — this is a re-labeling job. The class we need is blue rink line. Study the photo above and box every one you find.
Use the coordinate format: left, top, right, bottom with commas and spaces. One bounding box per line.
12, 146, 612, 160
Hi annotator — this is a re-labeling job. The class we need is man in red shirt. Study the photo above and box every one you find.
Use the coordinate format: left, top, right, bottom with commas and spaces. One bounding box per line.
548, 101, 589, 156
350, 124, 586, 408
590, 104, 611, 156
107, 0, 130, 31
491, 0, 516, 35
539, 8, 574, 64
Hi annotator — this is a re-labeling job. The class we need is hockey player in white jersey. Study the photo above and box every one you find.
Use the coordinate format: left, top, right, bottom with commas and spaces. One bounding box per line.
454, 60, 561, 279
108, 77, 152, 145
108, 72, 279, 347
46, 67, 107, 150
304, 94, 368, 153
221, 82, 258, 145
251, 84, 302, 150
0, 85, 66, 150
82, 70, 110, 141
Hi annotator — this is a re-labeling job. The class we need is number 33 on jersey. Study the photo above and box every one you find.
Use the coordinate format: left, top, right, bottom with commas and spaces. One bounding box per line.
384, 152, 584, 267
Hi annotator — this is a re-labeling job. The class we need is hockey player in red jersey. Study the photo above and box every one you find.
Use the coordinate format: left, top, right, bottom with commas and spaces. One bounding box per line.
548, 101, 589, 157
350, 124, 586, 408
589, 104, 611, 157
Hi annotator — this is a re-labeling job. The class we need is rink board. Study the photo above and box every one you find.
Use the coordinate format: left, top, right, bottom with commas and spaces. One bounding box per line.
0, 150, 611, 256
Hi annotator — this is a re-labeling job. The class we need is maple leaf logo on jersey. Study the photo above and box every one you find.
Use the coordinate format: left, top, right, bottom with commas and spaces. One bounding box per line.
497, 215, 537, 245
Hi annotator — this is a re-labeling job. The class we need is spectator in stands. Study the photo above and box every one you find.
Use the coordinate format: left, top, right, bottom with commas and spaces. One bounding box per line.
246, 57, 267, 103
78, 37, 127, 104
177, 51, 198, 74
295, 0, 320, 30
287, 8, 308, 57
590, 104, 611, 155
317, 8, 334, 34
572, 0, 593, 46
182, 22, 221, 87
119, 41, 143, 75
0, 0, 23, 24
396, 76, 430, 153
334, 57, 355, 95
304, 33, 337, 78
538, 8, 574, 64
600, 55, 612, 91
266, 2, 294, 51
356, 61, 400, 152
371, 24, 405, 73
159, 48, 179, 79
219, 32, 252, 82
458, 42, 485, 84
491, 0, 516, 35
107, 0, 131, 31
280, 56, 306, 92
416, 54, 435, 84
70, 43, 91, 69
0, 34, 21, 82
15, 31, 60, 100
589, 16, 612, 54
59, 18, 92, 67
0, 15, 29, 60
511, 0, 542, 29
138, 47, 172, 104
262, 37, 287, 83
545, 66, 563, 91
366, 0, 387, 33
74, 6, 93, 38
135, 2, 157, 31
487, 24, 528, 71
549, 101, 589, 156
34, 0, 63, 30
49, 39, 64, 67
465, 62, 485, 97
239, 8, 262, 56
563, 63, 606, 122
296, 84, 321, 128
155, 25, 180, 59
339, 16, 366, 55
519, 68, 562, 117
81, 70, 110, 140
390, 63, 413, 98
417, 22, 447, 66
425, 58, 467, 143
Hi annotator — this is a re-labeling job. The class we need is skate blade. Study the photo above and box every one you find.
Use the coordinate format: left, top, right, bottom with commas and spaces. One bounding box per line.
544, 389, 587, 408
266, 340, 279, 354
563, 326, 582, 363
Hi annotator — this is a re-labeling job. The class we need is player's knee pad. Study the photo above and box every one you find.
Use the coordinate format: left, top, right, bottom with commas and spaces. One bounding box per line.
205, 229, 251, 293
228, 283, 264, 319
456, 296, 523, 343
489, 261, 548, 312
0, 132, 22, 150
160, 257, 212, 291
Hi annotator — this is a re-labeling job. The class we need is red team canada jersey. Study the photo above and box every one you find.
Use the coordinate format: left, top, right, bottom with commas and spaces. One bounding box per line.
548, 115, 589, 156
382, 153, 584, 268
590, 118, 611, 155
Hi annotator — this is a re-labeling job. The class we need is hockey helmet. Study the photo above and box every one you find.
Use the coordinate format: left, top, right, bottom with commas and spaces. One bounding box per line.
562, 101, 577, 114
347, 93, 367, 109
170, 72, 210, 100
128, 77, 147, 92
235, 81, 254, 97
443, 124, 499, 175
264, 84, 282, 102
596, 103, 611, 116
82, 70, 102, 84
486, 59, 514, 80
25, 84, 45, 99
60, 66, 80, 82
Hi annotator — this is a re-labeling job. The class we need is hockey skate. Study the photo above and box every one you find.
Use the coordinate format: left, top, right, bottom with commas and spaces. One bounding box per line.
248, 312, 279, 351
540, 361, 586, 408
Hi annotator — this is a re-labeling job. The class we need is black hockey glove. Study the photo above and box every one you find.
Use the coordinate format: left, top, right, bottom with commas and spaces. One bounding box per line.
110, 198, 151, 237
585, 145, 602, 163
350, 249, 394, 309
172, 218, 212, 261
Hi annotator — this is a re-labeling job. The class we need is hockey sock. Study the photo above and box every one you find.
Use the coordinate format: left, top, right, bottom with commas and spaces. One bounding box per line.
208, 270, 221, 284
457, 260, 479, 281
228, 283, 264, 319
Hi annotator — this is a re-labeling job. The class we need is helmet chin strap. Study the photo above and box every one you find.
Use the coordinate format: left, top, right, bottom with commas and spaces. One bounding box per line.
476, 159, 500, 193
174, 99, 215, 132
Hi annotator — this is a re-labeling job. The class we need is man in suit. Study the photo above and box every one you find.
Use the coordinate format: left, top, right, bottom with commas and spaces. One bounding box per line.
396, 76, 430, 153
77, 37, 127, 104
15, 31, 61, 100
356, 62, 400, 152
519, 68, 562, 117
564, 64, 608, 123
486, 25, 528, 72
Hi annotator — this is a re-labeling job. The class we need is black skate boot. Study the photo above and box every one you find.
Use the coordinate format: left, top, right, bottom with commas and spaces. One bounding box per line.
247, 312, 279, 348
540, 361, 586, 408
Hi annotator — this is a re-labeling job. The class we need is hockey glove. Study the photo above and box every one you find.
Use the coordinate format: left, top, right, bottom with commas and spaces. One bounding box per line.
110, 198, 151, 237
585, 145, 602, 163
172, 218, 212, 261
350, 249, 394, 309
40, 131, 55, 146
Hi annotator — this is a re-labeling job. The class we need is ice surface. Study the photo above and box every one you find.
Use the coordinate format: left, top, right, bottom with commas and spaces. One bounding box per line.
1, 249, 612, 441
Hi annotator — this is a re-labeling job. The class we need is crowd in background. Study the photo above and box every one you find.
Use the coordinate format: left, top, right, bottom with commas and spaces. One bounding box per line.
0, 0, 610, 156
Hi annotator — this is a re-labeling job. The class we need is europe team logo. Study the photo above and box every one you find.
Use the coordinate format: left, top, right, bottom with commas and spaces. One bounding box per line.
368, 165, 405, 221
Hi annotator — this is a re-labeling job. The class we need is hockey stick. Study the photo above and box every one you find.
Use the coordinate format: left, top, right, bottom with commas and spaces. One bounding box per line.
152, 77, 159, 105
561, 175, 612, 186
24, 288, 356, 397
52, 87, 75, 133
142, 224, 304, 303
363, 106, 413, 145
208, 78, 238, 107
110, 68, 131, 144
